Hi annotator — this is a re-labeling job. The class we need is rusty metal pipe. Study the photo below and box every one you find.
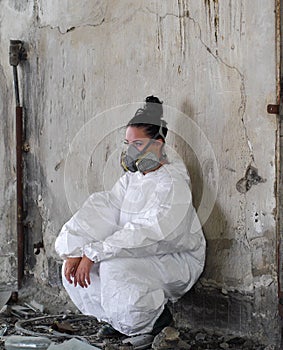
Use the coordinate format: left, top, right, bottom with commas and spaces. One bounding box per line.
16, 106, 24, 287
16, 106, 24, 286
9, 40, 27, 289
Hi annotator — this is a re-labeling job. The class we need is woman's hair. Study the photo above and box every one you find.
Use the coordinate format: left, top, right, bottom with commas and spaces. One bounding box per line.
127, 96, 168, 141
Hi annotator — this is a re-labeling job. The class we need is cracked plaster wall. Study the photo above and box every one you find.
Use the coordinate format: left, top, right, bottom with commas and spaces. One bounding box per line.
0, 0, 279, 343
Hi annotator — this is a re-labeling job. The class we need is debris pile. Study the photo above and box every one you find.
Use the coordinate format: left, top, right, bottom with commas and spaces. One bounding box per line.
0, 291, 276, 350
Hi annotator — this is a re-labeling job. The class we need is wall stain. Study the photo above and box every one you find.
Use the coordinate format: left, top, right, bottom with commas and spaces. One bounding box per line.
156, 15, 163, 51
150, 1, 190, 56
81, 88, 86, 100
178, 0, 185, 57
204, 0, 219, 44
105, 144, 110, 162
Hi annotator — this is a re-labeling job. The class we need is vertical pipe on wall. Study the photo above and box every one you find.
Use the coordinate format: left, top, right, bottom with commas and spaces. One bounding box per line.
16, 105, 24, 288
9, 40, 27, 289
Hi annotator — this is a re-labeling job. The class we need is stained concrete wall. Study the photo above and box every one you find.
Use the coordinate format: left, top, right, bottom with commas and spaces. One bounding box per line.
0, 0, 280, 346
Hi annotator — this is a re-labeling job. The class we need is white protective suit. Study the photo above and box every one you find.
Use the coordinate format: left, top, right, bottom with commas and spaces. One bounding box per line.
55, 160, 206, 336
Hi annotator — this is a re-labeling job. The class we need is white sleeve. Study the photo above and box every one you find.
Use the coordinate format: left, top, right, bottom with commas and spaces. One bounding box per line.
55, 175, 128, 259
83, 175, 205, 263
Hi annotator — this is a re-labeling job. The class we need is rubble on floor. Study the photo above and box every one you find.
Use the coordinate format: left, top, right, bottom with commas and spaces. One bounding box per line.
0, 291, 276, 350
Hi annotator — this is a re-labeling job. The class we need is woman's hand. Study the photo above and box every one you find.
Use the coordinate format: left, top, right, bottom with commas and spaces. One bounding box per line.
64, 257, 82, 284
74, 255, 94, 288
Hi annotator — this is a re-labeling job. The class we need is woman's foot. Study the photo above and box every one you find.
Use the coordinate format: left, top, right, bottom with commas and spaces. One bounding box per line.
151, 305, 173, 336
97, 324, 124, 338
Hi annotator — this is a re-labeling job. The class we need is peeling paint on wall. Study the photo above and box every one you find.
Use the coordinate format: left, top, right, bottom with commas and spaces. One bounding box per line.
236, 165, 266, 194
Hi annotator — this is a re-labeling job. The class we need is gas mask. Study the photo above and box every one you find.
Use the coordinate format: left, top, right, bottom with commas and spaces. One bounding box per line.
120, 140, 162, 173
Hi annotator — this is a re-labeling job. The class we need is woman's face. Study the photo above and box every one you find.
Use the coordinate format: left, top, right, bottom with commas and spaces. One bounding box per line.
125, 126, 162, 154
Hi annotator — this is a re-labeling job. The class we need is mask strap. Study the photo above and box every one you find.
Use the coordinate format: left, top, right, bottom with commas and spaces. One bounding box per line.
138, 128, 164, 156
